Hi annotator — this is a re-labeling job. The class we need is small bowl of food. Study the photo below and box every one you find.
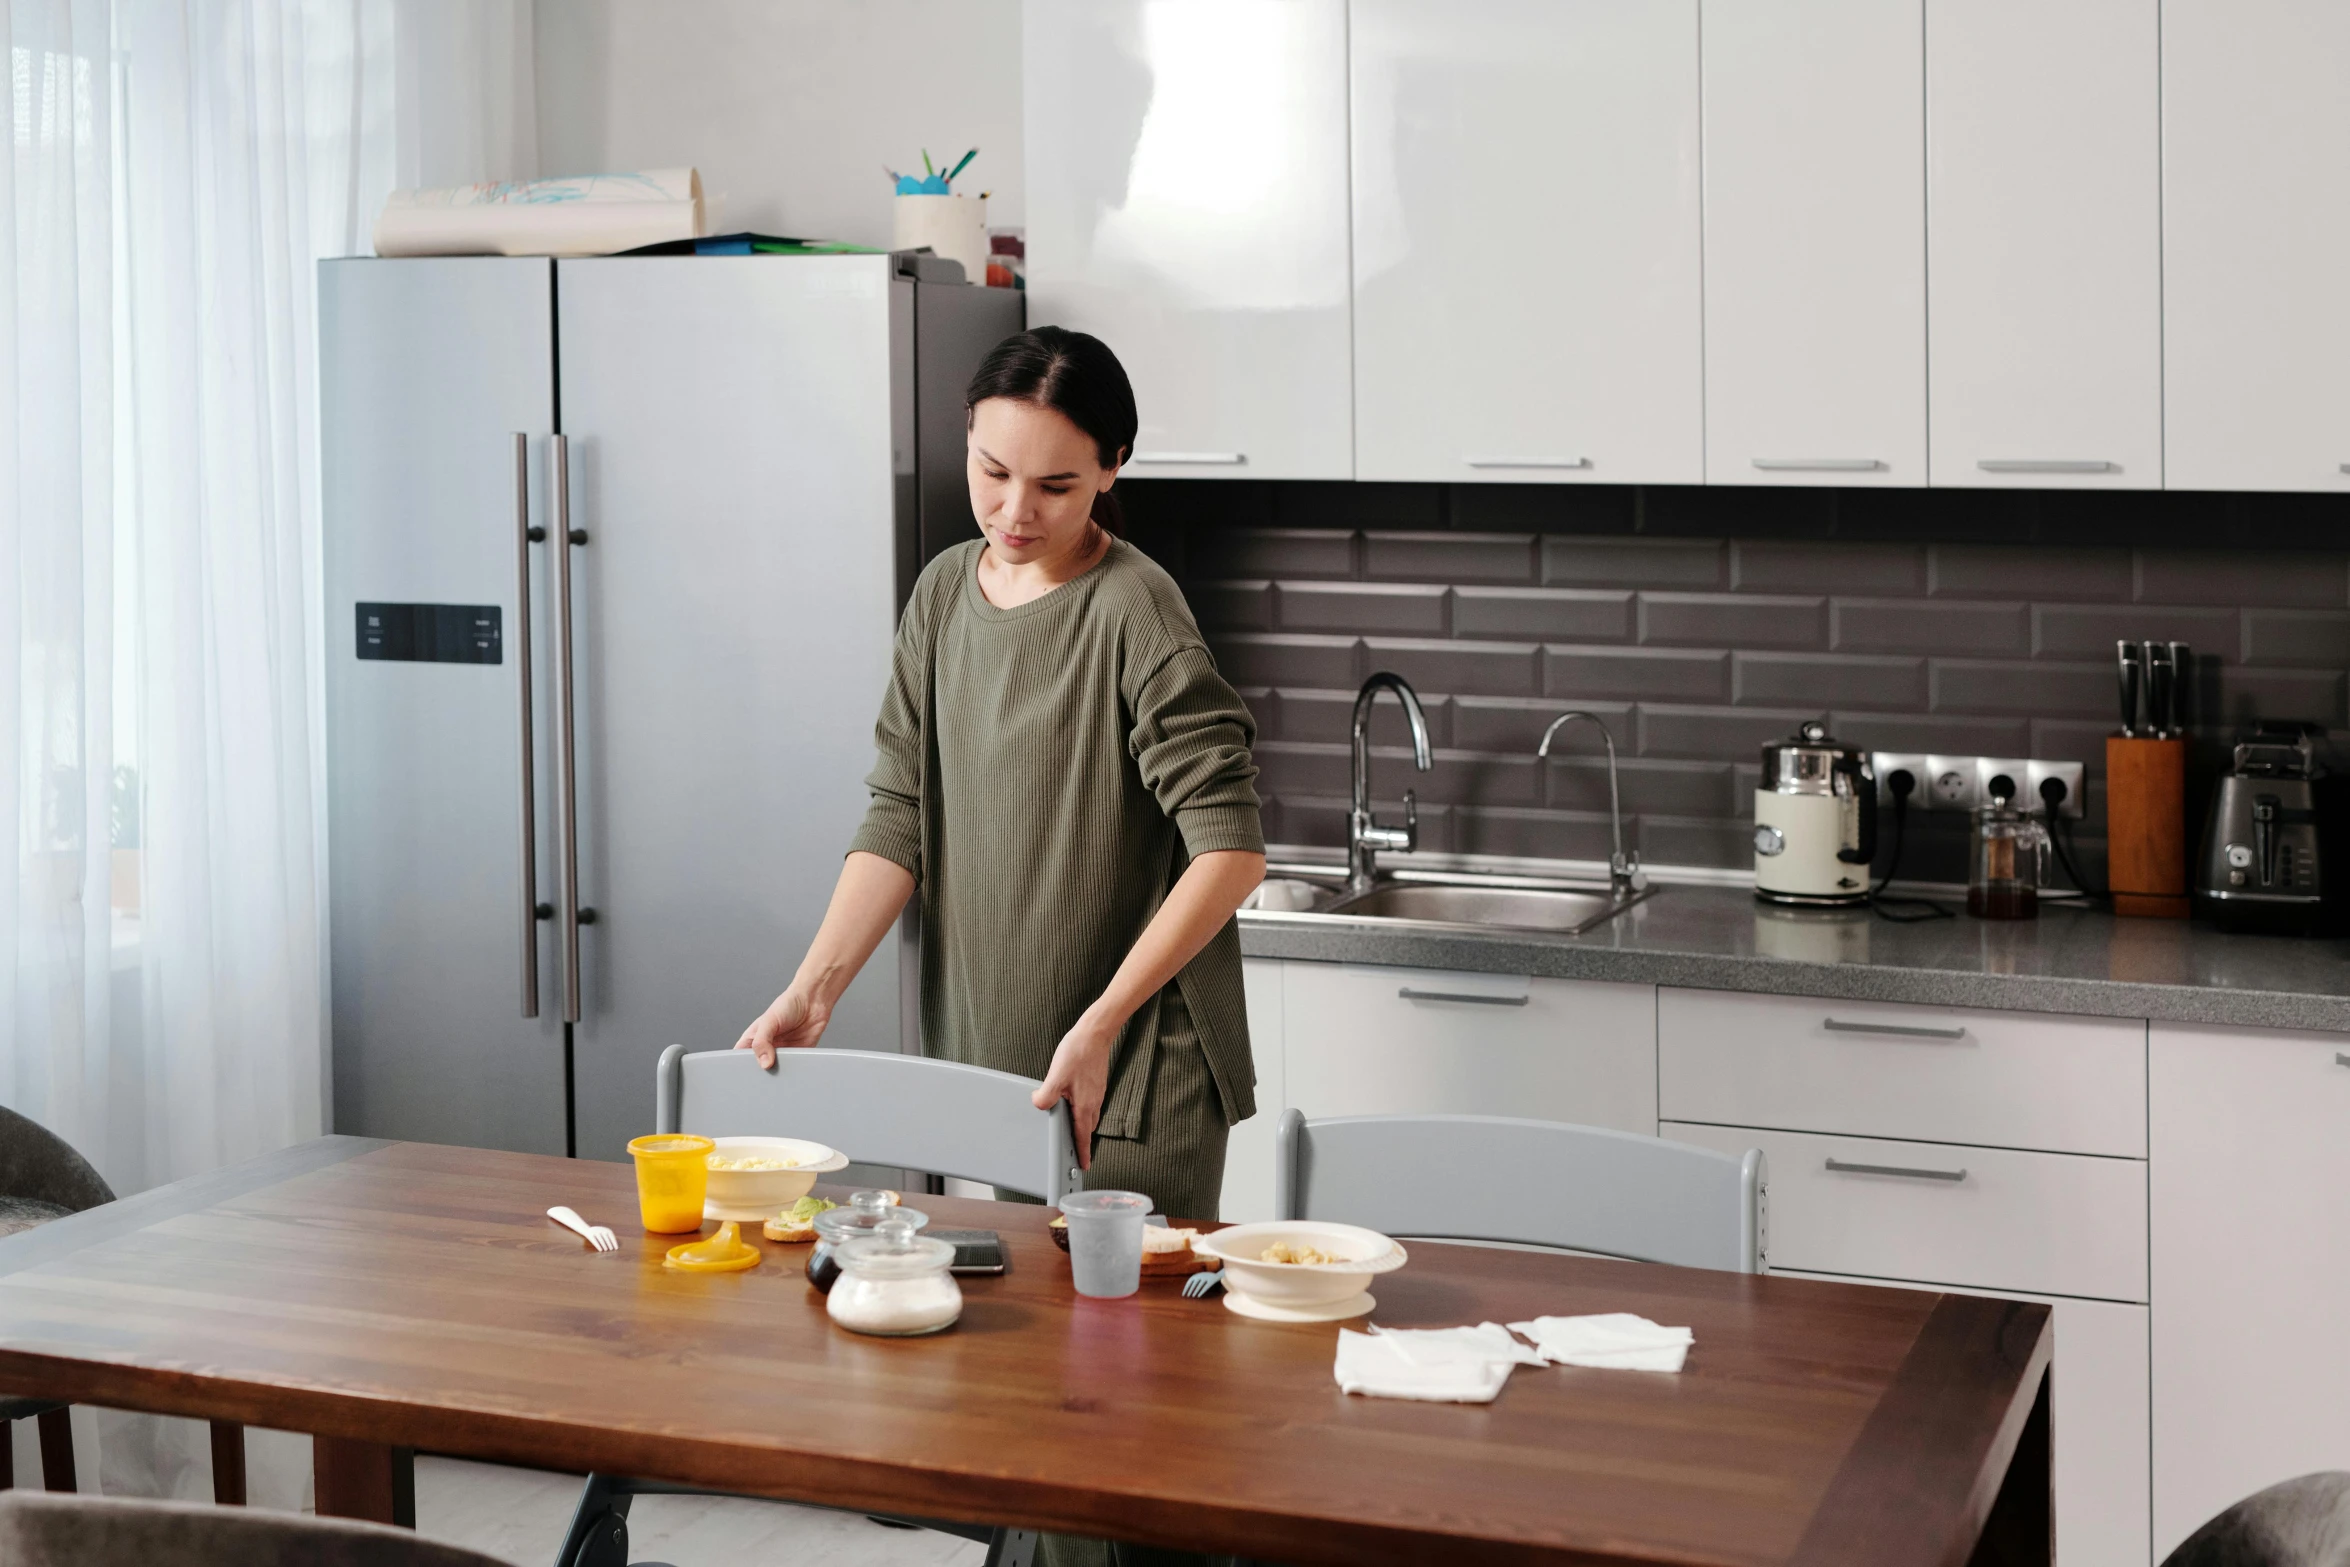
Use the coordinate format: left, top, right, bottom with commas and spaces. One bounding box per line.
701, 1136, 848, 1220
1191, 1220, 1407, 1320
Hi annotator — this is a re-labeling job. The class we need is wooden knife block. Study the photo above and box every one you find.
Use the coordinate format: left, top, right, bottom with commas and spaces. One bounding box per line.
2106, 736, 2189, 918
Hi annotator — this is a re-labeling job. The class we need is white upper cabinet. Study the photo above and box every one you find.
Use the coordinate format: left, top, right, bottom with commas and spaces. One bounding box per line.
1350, 1, 1702, 485
1700, 0, 1926, 486
1925, 0, 2160, 489
2163, 0, 2350, 493
1023, 0, 1354, 480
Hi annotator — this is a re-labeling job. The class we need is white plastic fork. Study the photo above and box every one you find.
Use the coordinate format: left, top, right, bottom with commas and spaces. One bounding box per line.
547, 1205, 618, 1253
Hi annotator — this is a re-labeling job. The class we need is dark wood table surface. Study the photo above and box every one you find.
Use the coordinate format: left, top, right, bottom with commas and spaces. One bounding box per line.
0, 1138, 2050, 1566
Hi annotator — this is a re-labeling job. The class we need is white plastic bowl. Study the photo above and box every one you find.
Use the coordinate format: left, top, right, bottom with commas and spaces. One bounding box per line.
1192, 1220, 1407, 1312
700, 1135, 849, 1219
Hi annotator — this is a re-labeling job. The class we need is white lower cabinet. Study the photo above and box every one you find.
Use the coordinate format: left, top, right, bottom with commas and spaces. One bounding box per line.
1221, 957, 1288, 1223
2151, 1023, 2350, 1556
1776, 1269, 2150, 1567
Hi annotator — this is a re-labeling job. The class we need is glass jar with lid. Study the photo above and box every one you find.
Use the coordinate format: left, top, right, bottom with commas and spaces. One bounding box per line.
826, 1218, 962, 1337
806, 1190, 929, 1294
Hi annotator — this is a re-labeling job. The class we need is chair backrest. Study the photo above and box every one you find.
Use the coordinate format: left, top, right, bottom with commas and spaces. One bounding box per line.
658, 1046, 1076, 1204
2160, 1471, 2350, 1567
0, 1106, 113, 1213
0, 1490, 508, 1567
1275, 1110, 1765, 1274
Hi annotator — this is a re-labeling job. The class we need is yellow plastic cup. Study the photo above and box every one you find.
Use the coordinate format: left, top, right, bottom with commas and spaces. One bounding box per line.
626, 1134, 715, 1233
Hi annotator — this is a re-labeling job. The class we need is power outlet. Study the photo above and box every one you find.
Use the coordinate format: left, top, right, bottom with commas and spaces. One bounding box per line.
2027, 760, 2088, 821
1977, 756, 2033, 808
1924, 755, 1980, 810
1871, 752, 1928, 807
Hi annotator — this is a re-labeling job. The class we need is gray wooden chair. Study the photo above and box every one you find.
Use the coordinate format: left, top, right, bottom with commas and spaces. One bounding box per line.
553, 1045, 1075, 1567
2162, 1473, 2350, 1567
0, 1105, 248, 1501
656, 1044, 1077, 1202
1274, 1108, 1767, 1273
0, 1489, 508, 1567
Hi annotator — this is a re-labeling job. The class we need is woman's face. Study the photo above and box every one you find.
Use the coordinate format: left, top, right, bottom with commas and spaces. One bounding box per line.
967, 397, 1119, 566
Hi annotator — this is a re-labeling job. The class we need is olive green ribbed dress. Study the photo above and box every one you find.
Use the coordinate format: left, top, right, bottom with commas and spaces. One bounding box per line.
846, 537, 1263, 1220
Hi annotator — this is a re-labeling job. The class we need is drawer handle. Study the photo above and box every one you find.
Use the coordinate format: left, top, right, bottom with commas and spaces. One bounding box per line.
1129, 451, 1245, 466
1397, 987, 1530, 1007
1826, 1157, 1968, 1183
2337, 1053, 2350, 1068
1822, 1016, 1967, 1041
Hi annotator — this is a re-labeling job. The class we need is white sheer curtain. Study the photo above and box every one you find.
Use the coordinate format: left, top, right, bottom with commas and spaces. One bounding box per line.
3, 0, 534, 1502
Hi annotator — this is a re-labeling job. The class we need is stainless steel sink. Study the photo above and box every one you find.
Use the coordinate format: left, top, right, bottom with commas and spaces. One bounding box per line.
1243, 869, 1655, 937
1317, 880, 1648, 936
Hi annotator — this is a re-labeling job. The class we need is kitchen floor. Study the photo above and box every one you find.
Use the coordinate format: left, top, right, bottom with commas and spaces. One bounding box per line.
416, 1455, 985, 1566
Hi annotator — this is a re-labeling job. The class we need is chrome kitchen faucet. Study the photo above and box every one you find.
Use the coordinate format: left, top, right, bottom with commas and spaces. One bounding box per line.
1536, 710, 1644, 899
1348, 672, 1433, 892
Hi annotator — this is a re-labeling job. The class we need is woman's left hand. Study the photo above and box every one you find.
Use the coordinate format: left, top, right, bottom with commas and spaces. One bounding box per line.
1031, 1011, 1122, 1169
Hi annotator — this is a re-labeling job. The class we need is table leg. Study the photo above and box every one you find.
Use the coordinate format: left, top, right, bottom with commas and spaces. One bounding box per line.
1968, 1365, 2052, 1567
314, 1436, 415, 1527
35, 1408, 76, 1493
208, 1421, 247, 1505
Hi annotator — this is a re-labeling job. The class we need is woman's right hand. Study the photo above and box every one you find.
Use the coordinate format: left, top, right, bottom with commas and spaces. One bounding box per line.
735, 986, 830, 1068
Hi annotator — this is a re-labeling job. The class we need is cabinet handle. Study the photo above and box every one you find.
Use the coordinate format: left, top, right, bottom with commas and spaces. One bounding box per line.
1977, 459, 2116, 474
1397, 987, 1530, 1007
1752, 457, 1883, 472
1821, 1016, 1967, 1040
513, 433, 541, 1019
2336, 1052, 2349, 1068
551, 434, 586, 1025
1825, 1157, 1967, 1183
1463, 455, 1591, 470
1129, 451, 1244, 466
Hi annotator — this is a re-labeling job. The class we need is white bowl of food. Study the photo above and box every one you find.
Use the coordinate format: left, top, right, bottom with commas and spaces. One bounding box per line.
701, 1136, 849, 1220
1192, 1220, 1407, 1315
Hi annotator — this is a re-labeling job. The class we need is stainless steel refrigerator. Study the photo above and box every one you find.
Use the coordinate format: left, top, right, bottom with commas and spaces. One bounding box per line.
320, 254, 1018, 1160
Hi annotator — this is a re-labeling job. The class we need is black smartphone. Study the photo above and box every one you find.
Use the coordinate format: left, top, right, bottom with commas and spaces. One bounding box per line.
929, 1228, 1007, 1276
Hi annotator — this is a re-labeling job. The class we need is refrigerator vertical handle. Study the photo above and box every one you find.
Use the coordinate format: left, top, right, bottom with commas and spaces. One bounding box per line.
514, 433, 542, 1017
551, 433, 584, 1024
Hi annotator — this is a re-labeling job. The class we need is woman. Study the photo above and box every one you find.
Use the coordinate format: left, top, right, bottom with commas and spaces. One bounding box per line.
736, 326, 1264, 1224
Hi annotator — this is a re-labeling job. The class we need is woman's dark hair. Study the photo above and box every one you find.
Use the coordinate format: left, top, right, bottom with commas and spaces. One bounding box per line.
964, 326, 1139, 536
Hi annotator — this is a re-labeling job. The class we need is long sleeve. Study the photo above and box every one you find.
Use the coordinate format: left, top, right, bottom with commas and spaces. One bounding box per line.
844, 594, 928, 879
1128, 645, 1265, 859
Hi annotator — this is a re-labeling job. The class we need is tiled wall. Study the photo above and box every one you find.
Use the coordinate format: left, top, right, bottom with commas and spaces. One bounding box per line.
1121, 481, 2350, 883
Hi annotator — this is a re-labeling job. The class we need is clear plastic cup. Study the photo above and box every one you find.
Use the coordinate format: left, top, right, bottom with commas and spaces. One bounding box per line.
1057, 1190, 1150, 1298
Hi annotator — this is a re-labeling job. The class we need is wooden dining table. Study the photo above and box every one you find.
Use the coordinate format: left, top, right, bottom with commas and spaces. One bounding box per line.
0, 1137, 2049, 1566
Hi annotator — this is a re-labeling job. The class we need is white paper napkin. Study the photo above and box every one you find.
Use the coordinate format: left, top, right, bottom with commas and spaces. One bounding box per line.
1508, 1312, 1694, 1373
1333, 1322, 1544, 1403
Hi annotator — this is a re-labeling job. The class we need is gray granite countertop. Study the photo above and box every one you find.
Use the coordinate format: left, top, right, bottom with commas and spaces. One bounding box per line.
1239, 880, 2350, 1033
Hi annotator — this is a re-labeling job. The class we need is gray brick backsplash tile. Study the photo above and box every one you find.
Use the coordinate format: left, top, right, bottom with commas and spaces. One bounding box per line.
1206, 529, 1356, 580
1546, 645, 1730, 703
1361, 636, 1540, 696
1452, 807, 1620, 862
1734, 653, 1926, 709
1276, 688, 1452, 747
1169, 482, 2350, 874
1454, 586, 1634, 642
1547, 757, 1734, 817
1451, 696, 1634, 752
1210, 632, 1358, 689
1833, 597, 2031, 656
1733, 541, 1925, 595
1931, 544, 2131, 601
1639, 705, 1818, 761
1277, 581, 1447, 636
1363, 531, 1537, 584
2242, 609, 2350, 667
2032, 604, 2239, 661
1931, 659, 2115, 718
1190, 580, 1272, 631
1637, 816, 1757, 870
1543, 537, 1726, 589
1827, 713, 2033, 756
2213, 666, 2348, 726
1641, 593, 1826, 649
2137, 550, 2350, 608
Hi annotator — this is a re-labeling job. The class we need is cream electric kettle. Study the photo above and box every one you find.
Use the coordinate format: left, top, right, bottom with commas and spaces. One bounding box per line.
1752, 721, 1877, 907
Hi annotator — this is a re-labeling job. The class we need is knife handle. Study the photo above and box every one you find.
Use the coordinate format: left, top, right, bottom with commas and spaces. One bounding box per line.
2117, 640, 2143, 737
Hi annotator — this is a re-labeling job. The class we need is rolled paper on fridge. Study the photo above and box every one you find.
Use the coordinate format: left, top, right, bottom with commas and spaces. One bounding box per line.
374, 168, 705, 258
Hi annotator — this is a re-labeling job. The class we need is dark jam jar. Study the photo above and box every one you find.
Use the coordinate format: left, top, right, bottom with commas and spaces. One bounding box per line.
805, 1191, 928, 1294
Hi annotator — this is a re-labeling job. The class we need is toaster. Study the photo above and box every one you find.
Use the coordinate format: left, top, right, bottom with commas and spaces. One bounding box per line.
2195, 724, 2329, 934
